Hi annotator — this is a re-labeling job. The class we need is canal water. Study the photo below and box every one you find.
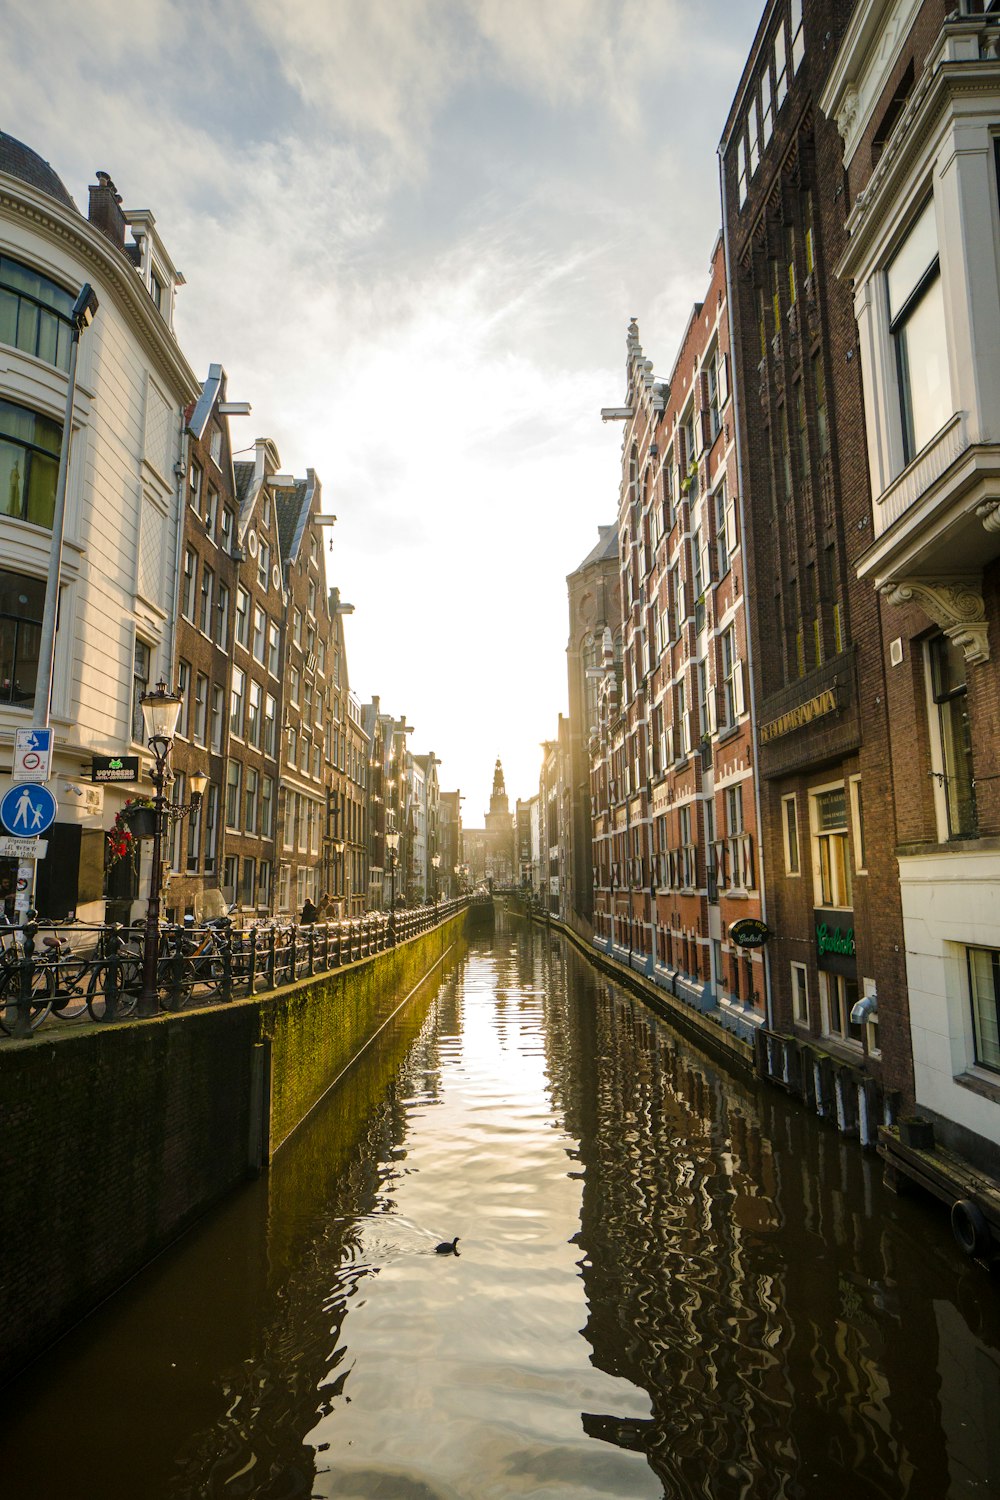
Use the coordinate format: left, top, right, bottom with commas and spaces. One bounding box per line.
3, 914, 1000, 1499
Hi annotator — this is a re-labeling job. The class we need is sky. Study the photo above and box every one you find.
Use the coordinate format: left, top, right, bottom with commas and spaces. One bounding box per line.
6, 0, 763, 824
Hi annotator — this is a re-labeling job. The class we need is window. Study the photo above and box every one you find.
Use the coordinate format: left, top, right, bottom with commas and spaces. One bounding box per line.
267, 622, 280, 676
264, 692, 277, 757
210, 428, 222, 466
188, 460, 203, 514
226, 760, 241, 829
258, 539, 270, 592
929, 634, 976, 838
774, 20, 788, 109
790, 0, 804, 72
193, 673, 208, 746
813, 787, 852, 908
186, 794, 201, 873
198, 565, 214, 635
258, 861, 271, 909
204, 483, 218, 538
791, 962, 809, 1025
0, 568, 45, 708
715, 484, 736, 577
887, 199, 951, 464
849, 777, 867, 873
0, 398, 62, 529
289, 666, 300, 706
737, 134, 748, 206
150, 269, 165, 316
748, 94, 760, 178
293, 609, 302, 646
176, 659, 191, 738
812, 353, 828, 461
215, 582, 230, 647
782, 794, 800, 875
287, 724, 297, 766
210, 684, 225, 753
203, 784, 219, 875
240, 857, 256, 908
179, 548, 196, 621
246, 679, 262, 748
820, 971, 862, 1046
0, 254, 75, 370
132, 638, 151, 742
230, 664, 245, 737
223, 854, 238, 903
261, 775, 274, 839
761, 63, 774, 146
721, 626, 744, 725
968, 948, 1000, 1073
220, 507, 234, 551
235, 587, 249, 648
252, 606, 266, 664
245, 766, 259, 835
170, 772, 186, 872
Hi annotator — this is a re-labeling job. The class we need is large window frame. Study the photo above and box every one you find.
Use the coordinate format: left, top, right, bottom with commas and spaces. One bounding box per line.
0, 398, 62, 530
968, 947, 1000, 1074
0, 567, 45, 708
927, 634, 976, 839
0, 254, 75, 371
811, 784, 853, 910
886, 197, 952, 465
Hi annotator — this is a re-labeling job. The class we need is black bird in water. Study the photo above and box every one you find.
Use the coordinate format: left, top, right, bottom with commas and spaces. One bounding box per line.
435, 1236, 460, 1255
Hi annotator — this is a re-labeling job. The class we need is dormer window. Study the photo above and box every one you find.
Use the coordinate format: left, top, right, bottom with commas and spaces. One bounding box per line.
150, 268, 164, 316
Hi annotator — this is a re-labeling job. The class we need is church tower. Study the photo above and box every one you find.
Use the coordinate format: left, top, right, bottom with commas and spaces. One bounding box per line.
489, 757, 509, 818
484, 755, 515, 885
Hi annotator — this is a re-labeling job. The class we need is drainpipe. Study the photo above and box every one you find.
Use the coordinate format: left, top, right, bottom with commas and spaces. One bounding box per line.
166, 414, 190, 685
719, 142, 774, 1032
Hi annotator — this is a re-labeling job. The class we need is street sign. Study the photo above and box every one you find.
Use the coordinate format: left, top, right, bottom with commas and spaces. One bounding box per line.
91, 755, 140, 784
0, 783, 58, 838
13, 727, 54, 783
0, 837, 48, 860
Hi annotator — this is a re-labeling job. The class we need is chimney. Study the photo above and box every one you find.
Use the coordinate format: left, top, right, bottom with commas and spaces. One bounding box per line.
88, 171, 126, 247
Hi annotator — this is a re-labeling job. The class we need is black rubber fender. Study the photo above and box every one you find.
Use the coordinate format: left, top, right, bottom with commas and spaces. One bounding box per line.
951, 1198, 992, 1258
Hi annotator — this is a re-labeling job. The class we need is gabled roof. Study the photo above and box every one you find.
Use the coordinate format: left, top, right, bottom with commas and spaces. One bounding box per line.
276, 474, 314, 569
572, 523, 618, 574
187, 363, 225, 443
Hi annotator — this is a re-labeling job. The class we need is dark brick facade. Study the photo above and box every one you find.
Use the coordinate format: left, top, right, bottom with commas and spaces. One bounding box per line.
721, 0, 913, 1101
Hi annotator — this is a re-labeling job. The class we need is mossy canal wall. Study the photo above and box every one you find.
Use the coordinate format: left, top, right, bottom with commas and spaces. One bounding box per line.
0, 910, 466, 1387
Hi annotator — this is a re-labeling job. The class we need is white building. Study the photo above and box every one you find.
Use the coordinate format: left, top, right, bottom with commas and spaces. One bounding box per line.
824, 1, 1000, 1162
0, 137, 198, 920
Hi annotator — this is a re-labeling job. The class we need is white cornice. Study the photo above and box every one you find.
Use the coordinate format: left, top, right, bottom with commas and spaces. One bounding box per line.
0, 176, 198, 402
820, 0, 924, 167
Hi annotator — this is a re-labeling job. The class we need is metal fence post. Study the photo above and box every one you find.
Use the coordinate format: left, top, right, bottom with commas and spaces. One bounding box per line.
266, 926, 277, 991
14, 921, 38, 1039
219, 930, 233, 1003
103, 924, 121, 1023
247, 927, 258, 995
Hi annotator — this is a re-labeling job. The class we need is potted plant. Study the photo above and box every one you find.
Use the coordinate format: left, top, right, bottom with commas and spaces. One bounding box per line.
107, 797, 157, 867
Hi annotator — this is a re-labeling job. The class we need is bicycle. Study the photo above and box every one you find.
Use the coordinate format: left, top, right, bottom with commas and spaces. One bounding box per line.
0, 919, 56, 1036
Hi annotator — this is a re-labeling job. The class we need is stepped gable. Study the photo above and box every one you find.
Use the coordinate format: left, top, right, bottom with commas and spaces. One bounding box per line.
0, 130, 77, 211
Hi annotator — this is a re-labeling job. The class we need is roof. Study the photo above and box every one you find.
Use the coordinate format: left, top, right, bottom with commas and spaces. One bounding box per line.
233, 461, 256, 513
0, 131, 77, 211
572, 524, 618, 573
276, 482, 309, 565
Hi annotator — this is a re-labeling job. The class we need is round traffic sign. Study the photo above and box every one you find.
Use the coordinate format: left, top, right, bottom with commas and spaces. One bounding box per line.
0, 782, 58, 837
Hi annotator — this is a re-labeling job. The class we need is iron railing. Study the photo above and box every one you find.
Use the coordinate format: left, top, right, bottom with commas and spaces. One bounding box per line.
0, 898, 468, 1040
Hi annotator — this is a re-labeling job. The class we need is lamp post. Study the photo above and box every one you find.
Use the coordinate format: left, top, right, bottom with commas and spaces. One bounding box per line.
431, 852, 441, 907
137, 682, 206, 1017
386, 828, 399, 943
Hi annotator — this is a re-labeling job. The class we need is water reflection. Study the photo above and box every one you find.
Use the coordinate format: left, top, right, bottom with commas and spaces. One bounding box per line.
1, 915, 998, 1499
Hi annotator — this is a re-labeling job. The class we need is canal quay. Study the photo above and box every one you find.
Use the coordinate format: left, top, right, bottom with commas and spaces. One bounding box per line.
3, 911, 999, 1500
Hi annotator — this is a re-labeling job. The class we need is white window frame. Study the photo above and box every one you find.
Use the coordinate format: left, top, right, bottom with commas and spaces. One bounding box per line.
849, 775, 867, 875
791, 961, 809, 1026
809, 780, 853, 911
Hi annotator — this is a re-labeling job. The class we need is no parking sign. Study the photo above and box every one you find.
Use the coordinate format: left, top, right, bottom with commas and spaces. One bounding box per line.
13, 728, 54, 783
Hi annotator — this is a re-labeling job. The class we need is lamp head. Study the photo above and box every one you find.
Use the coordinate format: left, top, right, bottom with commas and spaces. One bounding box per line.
141, 681, 182, 744
188, 769, 209, 805
72, 282, 99, 331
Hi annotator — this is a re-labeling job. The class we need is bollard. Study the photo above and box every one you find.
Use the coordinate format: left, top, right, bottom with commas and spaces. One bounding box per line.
14, 921, 39, 1039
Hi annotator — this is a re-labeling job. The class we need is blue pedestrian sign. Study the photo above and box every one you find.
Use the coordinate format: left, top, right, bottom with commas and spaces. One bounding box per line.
0, 782, 58, 838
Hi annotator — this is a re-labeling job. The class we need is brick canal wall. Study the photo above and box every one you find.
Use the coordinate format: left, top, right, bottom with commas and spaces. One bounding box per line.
0, 911, 466, 1387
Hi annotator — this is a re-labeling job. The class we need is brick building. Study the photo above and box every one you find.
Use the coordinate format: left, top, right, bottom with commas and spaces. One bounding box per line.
720, 0, 912, 1120
823, 0, 1000, 1164
592, 237, 763, 1039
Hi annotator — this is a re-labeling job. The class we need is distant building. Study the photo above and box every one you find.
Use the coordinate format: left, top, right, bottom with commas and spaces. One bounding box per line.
566, 525, 620, 925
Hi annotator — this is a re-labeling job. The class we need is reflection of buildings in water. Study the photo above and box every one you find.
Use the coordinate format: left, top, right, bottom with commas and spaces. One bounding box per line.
555, 951, 995, 1499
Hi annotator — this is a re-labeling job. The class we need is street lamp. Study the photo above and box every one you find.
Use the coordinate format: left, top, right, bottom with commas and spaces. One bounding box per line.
137, 682, 206, 1017
385, 828, 399, 943
431, 852, 441, 906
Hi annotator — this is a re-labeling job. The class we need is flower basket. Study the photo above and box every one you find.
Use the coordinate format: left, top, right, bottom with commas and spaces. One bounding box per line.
121, 805, 157, 840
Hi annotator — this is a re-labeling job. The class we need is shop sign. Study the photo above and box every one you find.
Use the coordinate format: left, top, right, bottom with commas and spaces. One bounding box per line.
91, 755, 140, 784
815, 908, 857, 975
729, 917, 771, 948
760, 687, 838, 744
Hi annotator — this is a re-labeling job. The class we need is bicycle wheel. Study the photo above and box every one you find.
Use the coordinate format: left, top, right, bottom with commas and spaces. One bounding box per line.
0, 962, 56, 1035
49, 957, 93, 1020
86, 959, 142, 1021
